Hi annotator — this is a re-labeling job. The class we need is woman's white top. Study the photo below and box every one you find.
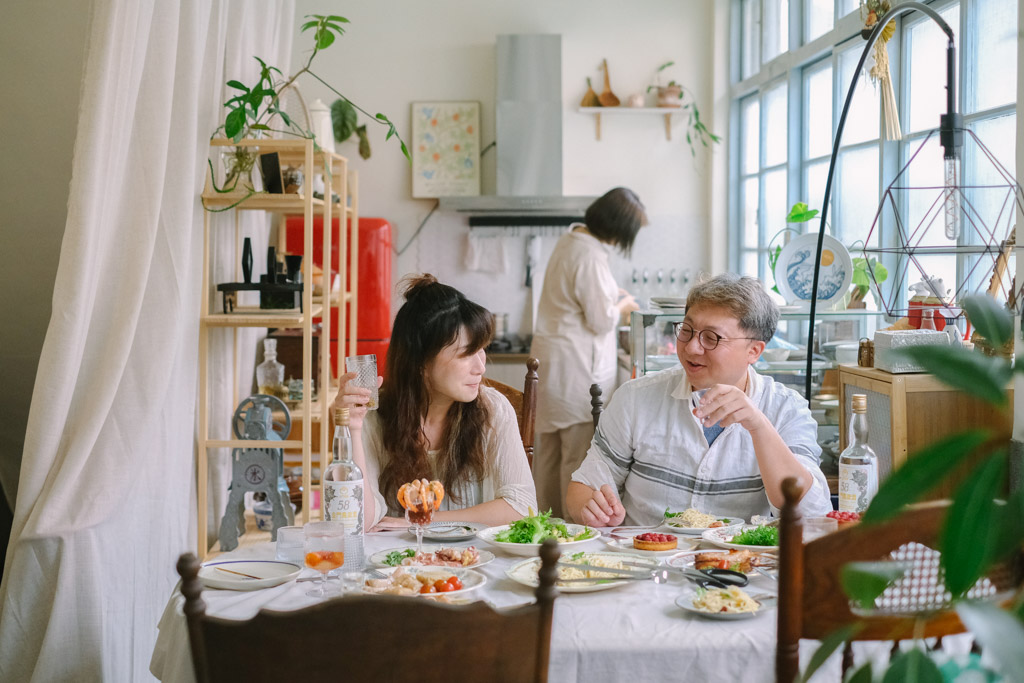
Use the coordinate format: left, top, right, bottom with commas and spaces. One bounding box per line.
530, 226, 620, 432
360, 386, 538, 526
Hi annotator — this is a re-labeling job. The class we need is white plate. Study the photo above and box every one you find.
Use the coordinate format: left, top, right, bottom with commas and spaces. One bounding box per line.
506, 552, 659, 593
702, 526, 780, 553
674, 587, 777, 620
412, 521, 488, 542
665, 549, 777, 575
198, 559, 302, 591
604, 534, 697, 557
661, 513, 745, 535
774, 232, 853, 309
477, 523, 600, 557
368, 546, 495, 569
364, 565, 486, 597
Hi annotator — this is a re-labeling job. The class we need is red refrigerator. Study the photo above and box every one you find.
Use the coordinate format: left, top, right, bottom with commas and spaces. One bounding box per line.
283, 216, 392, 378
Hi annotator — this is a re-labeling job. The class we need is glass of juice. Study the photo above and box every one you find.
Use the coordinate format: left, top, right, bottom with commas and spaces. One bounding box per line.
304, 521, 345, 598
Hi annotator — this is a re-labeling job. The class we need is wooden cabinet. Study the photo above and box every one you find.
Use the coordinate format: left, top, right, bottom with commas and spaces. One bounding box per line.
197, 138, 358, 556
838, 365, 1012, 500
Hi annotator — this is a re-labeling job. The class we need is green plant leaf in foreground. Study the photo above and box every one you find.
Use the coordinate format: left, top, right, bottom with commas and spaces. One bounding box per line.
941, 451, 1007, 597
800, 623, 863, 683
786, 202, 820, 223
962, 294, 1012, 349
862, 430, 990, 524
841, 561, 909, 610
957, 602, 1024, 680
891, 345, 1011, 407
846, 662, 873, 683
881, 648, 943, 683
331, 99, 358, 142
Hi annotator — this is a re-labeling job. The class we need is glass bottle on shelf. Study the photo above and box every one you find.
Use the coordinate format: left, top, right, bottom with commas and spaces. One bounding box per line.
921, 308, 937, 331
256, 338, 288, 400
837, 394, 879, 513
324, 407, 364, 570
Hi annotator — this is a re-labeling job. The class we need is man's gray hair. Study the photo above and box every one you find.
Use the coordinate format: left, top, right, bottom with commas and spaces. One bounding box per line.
685, 273, 778, 342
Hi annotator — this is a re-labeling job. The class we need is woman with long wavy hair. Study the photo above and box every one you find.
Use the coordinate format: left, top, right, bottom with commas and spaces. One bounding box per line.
331, 275, 537, 528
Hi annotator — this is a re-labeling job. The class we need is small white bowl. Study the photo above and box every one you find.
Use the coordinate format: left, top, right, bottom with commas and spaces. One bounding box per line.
761, 348, 791, 362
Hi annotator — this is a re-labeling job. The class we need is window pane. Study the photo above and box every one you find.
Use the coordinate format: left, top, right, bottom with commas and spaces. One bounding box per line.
806, 0, 833, 42
742, 250, 761, 279
836, 145, 879, 246
742, 97, 761, 174
910, 255, 957, 301
838, 42, 880, 145
762, 0, 790, 62
763, 82, 788, 167
969, 0, 1017, 112
804, 62, 833, 159
743, 177, 760, 248
764, 169, 788, 247
906, 5, 960, 134
804, 159, 829, 221
965, 115, 1017, 248
839, 0, 859, 18
742, 0, 761, 79
904, 134, 945, 248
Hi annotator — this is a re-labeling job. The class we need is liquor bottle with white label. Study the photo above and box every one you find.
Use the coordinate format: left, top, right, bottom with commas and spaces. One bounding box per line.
837, 394, 879, 513
323, 407, 364, 570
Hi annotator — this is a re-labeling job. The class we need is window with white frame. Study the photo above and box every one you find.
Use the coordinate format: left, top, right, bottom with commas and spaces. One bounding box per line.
730, 0, 1018, 309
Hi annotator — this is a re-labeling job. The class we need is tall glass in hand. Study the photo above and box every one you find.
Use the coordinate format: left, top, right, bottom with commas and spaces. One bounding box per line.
303, 521, 346, 598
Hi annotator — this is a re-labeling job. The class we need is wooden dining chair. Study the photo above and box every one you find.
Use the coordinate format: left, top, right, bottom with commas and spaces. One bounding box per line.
589, 383, 604, 428
177, 539, 560, 683
775, 477, 1023, 682
483, 357, 539, 469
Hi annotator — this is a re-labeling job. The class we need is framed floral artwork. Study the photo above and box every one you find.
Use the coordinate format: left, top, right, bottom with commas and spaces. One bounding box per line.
411, 101, 481, 198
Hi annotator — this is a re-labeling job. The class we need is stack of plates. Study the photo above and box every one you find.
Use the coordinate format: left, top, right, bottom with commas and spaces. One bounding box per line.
651, 296, 686, 310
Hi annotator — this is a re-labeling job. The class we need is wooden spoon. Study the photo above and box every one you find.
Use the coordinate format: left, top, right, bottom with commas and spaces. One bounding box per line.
598, 59, 620, 107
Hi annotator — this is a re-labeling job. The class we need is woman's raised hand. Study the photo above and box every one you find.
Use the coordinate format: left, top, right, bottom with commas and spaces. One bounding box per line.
330, 371, 383, 431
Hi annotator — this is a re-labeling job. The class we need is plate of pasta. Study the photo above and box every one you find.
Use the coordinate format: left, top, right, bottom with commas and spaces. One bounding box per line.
674, 585, 777, 620
506, 551, 659, 593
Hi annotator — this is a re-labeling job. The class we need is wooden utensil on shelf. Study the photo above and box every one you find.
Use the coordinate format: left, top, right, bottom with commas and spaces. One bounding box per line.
580, 77, 601, 107
598, 59, 620, 107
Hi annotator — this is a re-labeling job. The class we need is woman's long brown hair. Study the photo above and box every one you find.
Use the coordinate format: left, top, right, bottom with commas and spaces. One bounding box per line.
377, 275, 493, 511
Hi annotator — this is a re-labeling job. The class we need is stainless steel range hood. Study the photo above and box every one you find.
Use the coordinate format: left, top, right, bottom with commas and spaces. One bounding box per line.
439, 34, 596, 224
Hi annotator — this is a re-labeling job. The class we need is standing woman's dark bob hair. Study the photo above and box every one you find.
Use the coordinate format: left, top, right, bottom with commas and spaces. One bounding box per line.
584, 187, 648, 257
377, 274, 494, 509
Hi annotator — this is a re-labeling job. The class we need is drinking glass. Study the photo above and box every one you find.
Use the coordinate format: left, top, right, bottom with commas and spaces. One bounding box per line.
345, 354, 379, 410
275, 525, 304, 563
803, 516, 838, 543
304, 521, 346, 598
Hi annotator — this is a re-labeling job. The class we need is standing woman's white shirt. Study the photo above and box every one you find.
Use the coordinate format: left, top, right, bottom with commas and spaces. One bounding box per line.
531, 225, 620, 514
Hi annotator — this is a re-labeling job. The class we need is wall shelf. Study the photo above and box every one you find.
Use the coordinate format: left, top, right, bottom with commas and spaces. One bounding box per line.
577, 106, 683, 141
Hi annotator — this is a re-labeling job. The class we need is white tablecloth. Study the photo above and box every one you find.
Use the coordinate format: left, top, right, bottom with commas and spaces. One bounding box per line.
151, 530, 823, 682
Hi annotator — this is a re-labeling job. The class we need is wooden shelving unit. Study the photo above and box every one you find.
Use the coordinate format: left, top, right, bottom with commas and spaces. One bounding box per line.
196, 137, 359, 557
577, 106, 683, 141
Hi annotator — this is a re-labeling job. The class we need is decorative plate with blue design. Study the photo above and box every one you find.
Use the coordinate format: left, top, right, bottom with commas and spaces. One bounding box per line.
774, 233, 853, 309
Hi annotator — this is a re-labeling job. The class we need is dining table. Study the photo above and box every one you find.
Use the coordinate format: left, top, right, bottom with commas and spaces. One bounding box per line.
151, 525, 836, 683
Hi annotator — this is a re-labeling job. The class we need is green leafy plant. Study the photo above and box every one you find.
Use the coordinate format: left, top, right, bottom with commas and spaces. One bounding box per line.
331, 99, 371, 160
850, 255, 888, 306
209, 14, 408, 200
646, 61, 721, 156
802, 294, 1024, 681
767, 203, 821, 294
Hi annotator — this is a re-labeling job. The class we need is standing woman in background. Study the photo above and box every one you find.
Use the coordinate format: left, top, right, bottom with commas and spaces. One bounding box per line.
530, 188, 647, 516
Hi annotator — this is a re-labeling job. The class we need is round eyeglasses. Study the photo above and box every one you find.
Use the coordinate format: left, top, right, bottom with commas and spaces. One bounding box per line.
674, 322, 758, 351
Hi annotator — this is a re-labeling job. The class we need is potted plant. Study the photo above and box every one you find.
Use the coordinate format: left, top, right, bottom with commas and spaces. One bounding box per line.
646, 61, 720, 156
207, 15, 408, 204
848, 254, 888, 309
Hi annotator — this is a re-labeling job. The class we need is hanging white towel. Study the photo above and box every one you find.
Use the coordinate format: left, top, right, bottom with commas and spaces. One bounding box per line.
464, 233, 509, 273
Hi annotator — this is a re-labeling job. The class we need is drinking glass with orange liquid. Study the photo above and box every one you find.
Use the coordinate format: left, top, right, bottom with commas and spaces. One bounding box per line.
304, 521, 346, 598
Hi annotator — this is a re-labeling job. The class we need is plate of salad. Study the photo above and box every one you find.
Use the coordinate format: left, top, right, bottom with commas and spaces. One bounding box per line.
478, 510, 600, 557
702, 524, 780, 553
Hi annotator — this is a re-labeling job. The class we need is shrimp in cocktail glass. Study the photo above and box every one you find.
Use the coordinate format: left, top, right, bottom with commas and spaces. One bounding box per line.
304, 521, 345, 598
398, 479, 444, 554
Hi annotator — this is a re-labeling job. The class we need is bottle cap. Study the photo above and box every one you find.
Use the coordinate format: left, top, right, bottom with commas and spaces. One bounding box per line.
851, 394, 867, 413
334, 406, 351, 424
263, 338, 277, 356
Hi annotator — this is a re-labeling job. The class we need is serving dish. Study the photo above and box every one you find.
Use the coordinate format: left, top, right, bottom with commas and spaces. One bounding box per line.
477, 523, 600, 557
701, 526, 780, 553
364, 565, 486, 597
198, 560, 302, 591
674, 586, 777, 620
506, 552, 659, 593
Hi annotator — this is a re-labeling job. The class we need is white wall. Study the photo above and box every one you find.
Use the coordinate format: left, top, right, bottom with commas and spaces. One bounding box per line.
291, 0, 719, 335
0, 1, 93, 505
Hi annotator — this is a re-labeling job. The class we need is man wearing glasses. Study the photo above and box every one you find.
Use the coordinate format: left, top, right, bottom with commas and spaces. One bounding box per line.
566, 273, 832, 526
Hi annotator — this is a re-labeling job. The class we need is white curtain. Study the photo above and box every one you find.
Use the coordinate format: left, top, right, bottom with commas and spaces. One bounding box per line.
0, 1, 293, 681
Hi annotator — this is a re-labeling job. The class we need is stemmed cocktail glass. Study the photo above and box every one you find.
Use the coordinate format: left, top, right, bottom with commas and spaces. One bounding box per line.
304, 521, 345, 598
398, 479, 444, 555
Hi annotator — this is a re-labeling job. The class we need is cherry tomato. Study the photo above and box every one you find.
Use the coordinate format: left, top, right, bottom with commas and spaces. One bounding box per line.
419, 584, 436, 594
447, 576, 463, 590
437, 582, 456, 592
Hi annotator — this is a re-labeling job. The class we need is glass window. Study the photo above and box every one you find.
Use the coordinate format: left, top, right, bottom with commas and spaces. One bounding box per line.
763, 169, 789, 245
742, 0, 762, 80
805, 0, 833, 43
743, 177, 760, 247
905, 5, 960, 135
804, 159, 829, 218
762, 0, 790, 62
763, 82, 788, 167
835, 146, 880, 246
968, 0, 1017, 112
742, 97, 761, 174
804, 62, 833, 159
837, 41, 880, 145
